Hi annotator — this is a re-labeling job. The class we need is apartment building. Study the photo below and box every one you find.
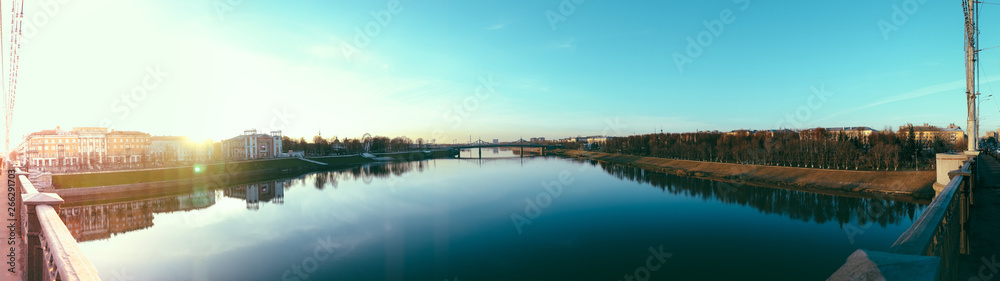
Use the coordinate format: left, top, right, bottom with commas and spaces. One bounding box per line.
221, 129, 283, 160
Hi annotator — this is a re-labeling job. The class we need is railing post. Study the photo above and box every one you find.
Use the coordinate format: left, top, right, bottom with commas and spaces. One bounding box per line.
961, 170, 970, 256
948, 166, 972, 257
969, 157, 977, 205
23, 192, 65, 281
963, 157, 976, 255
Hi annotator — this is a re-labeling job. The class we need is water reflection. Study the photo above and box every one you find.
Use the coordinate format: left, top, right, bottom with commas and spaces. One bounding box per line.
65, 157, 928, 280
590, 159, 924, 227
304, 161, 424, 187
59, 191, 216, 242
222, 180, 287, 209
60, 158, 922, 245
59, 161, 427, 242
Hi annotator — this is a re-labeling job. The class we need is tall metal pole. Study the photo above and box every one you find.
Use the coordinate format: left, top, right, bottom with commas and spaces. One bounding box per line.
964, 0, 979, 152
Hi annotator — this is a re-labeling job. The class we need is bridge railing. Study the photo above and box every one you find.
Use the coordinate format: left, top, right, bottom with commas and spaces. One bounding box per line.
8, 161, 102, 281
885, 158, 972, 280
828, 156, 974, 281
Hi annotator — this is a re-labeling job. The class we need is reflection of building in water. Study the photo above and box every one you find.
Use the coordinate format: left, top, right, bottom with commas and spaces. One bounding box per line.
223, 180, 287, 210
59, 191, 217, 242
176, 191, 216, 210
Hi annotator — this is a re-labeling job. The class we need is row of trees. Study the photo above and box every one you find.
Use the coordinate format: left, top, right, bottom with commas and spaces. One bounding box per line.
281, 135, 429, 156
601, 127, 966, 171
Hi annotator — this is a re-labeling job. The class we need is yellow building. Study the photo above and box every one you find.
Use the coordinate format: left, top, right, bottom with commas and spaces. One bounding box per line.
19, 127, 151, 167
23, 126, 81, 166
825, 127, 877, 140
73, 127, 109, 165
106, 130, 151, 164
899, 123, 965, 144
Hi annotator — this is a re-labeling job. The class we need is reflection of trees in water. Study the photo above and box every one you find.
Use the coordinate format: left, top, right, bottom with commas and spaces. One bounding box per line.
298, 161, 424, 190
595, 161, 923, 227
314, 172, 328, 190
61, 160, 428, 243
364, 162, 415, 178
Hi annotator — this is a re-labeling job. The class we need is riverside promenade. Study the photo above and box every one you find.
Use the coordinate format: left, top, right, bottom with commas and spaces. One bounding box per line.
958, 154, 1000, 280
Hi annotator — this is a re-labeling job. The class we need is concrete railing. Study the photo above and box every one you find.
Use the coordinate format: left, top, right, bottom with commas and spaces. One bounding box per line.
8, 162, 102, 281
828, 155, 975, 281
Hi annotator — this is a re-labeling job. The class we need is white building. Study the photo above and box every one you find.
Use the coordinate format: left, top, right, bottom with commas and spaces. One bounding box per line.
222, 129, 283, 160
74, 127, 109, 165
150, 136, 186, 162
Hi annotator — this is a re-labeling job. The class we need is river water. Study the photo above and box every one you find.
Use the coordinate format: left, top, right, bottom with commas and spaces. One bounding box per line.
61, 149, 925, 280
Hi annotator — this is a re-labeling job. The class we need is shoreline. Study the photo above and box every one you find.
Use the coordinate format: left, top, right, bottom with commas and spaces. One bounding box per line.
54, 150, 456, 204
550, 149, 936, 203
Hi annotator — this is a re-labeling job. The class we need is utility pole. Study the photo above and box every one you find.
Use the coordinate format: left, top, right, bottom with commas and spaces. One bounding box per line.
964, 0, 980, 152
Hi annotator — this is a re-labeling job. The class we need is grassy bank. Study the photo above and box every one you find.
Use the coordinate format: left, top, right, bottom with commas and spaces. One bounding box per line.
53, 156, 375, 189
51, 151, 457, 202
552, 149, 936, 199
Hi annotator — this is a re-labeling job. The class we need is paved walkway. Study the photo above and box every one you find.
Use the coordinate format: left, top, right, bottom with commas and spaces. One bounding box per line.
1, 167, 25, 281
297, 157, 328, 166
958, 154, 1000, 280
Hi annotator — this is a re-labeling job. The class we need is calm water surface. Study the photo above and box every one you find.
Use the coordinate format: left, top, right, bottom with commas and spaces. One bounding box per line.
62, 149, 925, 280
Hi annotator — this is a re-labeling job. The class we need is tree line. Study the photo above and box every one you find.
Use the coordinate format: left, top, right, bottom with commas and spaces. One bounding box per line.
281, 135, 428, 156
600, 127, 967, 171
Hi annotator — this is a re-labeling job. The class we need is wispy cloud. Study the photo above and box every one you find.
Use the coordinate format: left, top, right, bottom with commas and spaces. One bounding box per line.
486, 23, 507, 30
812, 75, 1000, 124
549, 38, 577, 52
485, 18, 518, 30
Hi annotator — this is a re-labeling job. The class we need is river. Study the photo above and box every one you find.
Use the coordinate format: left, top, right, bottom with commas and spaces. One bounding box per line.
60, 149, 925, 280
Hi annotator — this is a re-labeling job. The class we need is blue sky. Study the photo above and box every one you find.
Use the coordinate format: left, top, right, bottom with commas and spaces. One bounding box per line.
6, 0, 1000, 146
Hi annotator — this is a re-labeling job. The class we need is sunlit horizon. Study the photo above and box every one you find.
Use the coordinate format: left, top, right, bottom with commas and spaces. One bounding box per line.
5, 0, 1000, 149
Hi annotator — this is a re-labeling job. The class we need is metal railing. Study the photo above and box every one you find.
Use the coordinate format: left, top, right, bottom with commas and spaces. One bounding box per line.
828, 155, 975, 281
8, 161, 102, 281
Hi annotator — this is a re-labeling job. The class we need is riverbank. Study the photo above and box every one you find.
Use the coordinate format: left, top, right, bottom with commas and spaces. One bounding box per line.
551, 149, 936, 200
53, 150, 457, 203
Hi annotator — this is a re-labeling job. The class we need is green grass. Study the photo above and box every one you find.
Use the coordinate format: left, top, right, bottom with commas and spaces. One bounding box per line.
52, 152, 453, 189
52, 158, 329, 189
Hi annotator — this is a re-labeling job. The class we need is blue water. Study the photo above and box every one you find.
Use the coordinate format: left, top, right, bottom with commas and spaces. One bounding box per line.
63, 150, 924, 280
